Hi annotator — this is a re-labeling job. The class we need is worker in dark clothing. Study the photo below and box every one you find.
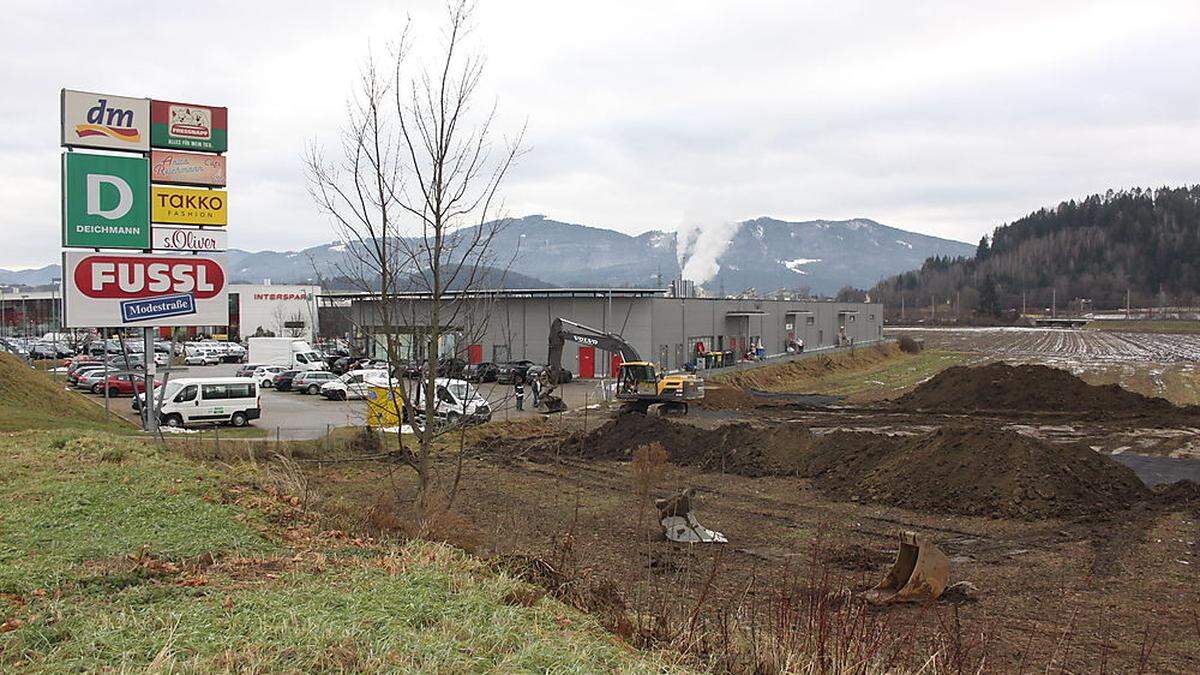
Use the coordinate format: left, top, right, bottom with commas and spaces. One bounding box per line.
514, 373, 526, 411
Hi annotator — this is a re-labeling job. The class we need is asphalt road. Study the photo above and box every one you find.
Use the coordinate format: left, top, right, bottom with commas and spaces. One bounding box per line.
82, 362, 612, 439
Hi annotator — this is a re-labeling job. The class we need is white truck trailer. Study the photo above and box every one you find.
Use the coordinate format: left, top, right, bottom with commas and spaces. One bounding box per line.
246, 338, 325, 370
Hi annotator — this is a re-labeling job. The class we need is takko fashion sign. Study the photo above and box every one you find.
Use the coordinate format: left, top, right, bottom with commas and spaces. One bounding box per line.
151, 186, 228, 225
62, 251, 229, 327
150, 150, 226, 186
152, 225, 227, 252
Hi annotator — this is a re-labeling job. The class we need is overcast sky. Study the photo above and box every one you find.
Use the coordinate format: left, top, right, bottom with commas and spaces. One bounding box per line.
2, 0, 1198, 268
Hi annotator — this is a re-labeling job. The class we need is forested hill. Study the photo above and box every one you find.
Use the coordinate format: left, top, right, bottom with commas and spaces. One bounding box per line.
872, 187, 1200, 316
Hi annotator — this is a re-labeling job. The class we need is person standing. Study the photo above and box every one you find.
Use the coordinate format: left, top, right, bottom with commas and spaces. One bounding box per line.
531, 371, 542, 408
514, 373, 526, 411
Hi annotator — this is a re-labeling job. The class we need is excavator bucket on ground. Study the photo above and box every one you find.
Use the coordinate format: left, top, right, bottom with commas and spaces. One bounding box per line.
863, 531, 949, 605
539, 395, 567, 413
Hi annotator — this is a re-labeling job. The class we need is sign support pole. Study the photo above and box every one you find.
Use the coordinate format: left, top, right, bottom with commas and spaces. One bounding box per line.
143, 327, 158, 433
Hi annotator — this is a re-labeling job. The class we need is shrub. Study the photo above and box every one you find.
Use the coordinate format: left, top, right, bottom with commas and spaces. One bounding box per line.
898, 335, 923, 354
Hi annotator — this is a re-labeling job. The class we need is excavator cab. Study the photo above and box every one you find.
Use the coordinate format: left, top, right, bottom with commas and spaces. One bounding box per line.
617, 362, 660, 397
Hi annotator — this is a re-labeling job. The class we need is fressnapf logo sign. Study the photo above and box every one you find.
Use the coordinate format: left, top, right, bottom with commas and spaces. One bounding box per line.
61, 89, 150, 152
151, 99, 227, 152
62, 251, 228, 328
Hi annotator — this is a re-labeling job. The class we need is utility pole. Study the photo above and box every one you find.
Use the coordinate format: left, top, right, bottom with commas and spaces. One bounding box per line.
900, 293, 905, 320
1126, 288, 1130, 319
1051, 288, 1056, 319
142, 327, 158, 434
1022, 290, 1026, 317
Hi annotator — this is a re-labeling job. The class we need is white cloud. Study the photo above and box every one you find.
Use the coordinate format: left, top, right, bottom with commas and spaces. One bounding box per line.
2, 0, 1199, 267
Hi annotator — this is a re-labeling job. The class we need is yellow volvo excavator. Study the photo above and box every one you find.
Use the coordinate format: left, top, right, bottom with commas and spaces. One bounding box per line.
540, 317, 704, 414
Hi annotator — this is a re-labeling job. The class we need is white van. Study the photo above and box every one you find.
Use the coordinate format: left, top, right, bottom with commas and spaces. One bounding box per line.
152, 377, 261, 428
409, 377, 492, 425
247, 337, 325, 371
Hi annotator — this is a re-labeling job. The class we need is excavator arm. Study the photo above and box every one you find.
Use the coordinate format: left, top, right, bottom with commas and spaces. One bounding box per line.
541, 317, 641, 412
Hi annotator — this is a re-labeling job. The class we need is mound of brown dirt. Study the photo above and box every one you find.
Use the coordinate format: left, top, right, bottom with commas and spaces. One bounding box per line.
476, 414, 1150, 519
718, 342, 899, 392
808, 426, 1149, 519
896, 362, 1187, 416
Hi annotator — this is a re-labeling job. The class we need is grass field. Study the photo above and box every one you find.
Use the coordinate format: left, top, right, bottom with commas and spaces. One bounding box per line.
717, 344, 973, 402
0, 429, 684, 671
0, 354, 131, 434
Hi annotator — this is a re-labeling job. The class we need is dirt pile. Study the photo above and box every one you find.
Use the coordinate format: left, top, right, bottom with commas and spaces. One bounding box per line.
479, 414, 1150, 519
806, 426, 1149, 519
896, 362, 1189, 417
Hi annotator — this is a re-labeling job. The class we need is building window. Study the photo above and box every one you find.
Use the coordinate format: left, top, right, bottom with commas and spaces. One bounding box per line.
492, 345, 511, 363
869, 314, 875, 321
805, 316, 815, 325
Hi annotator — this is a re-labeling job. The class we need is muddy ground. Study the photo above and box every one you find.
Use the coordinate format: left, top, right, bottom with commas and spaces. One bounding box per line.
296, 363, 1200, 672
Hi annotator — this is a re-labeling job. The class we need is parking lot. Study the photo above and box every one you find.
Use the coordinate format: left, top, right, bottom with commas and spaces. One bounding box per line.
75, 362, 609, 439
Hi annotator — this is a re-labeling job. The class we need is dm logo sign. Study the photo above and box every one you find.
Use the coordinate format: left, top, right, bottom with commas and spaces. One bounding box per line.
61, 90, 150, 152
62, 153, 150, 249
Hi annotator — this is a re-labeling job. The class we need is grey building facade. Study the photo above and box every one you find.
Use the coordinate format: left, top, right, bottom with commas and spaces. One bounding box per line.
335, 289, 883, 377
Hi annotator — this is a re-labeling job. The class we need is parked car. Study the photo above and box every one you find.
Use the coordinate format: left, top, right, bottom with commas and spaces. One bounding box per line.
184, 351, 218, 366
496, 360, 536, 384
461, 361, 499, 383
293, 370, 337, 395
528, 364, 574, 384
77, 368, 111, 392
272, 370, 301, 392
236, 363, 266, 378
320, 369, 390, 401
98, 374, 159, 397
253, 366, 289, 388
329, 356, 359, 375
437, 358, 467, 378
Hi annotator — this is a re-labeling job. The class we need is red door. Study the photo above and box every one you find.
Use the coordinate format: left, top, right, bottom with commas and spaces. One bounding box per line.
610, 354, 623, 378
578, 346, 595, 379
466, 344, 482, 364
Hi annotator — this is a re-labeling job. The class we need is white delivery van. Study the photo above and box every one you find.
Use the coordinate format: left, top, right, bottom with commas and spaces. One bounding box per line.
247, 338, 325, 371
152, 377, 261, 428
408, 377, 492, 425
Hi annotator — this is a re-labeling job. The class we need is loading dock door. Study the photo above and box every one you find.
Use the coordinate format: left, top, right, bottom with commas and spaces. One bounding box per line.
578, 346, 595, 379
466, 344, 482, 364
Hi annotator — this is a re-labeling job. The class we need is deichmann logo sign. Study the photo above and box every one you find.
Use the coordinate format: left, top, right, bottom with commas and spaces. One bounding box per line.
151, 100, 227, 152
62, 251, 228, 327
61, 89, 150, 152
150, 150, 226, 187
62, 153, 150, 249
152, 186, 227, 225
152, 225, 227, 252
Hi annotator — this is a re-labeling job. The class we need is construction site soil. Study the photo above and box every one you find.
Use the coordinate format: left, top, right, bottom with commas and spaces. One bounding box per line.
479, 414, 1155, 520
896, 362, 1198, 419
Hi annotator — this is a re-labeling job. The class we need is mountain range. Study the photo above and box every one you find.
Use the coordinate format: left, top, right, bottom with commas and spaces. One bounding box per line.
1, 215, 973, 296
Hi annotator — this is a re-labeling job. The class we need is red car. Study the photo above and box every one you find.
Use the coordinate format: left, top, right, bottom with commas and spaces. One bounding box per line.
98, 374, 160, 397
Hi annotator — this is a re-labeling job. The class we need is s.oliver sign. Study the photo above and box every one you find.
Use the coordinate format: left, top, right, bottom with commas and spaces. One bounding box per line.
62, 251, 228, 327
151, 150, 226, 186
152, 225, 227, 252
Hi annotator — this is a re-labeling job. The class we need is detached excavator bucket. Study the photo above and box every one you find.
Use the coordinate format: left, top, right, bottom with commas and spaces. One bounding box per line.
863, 531, 949, 605
539, 395, 566, 413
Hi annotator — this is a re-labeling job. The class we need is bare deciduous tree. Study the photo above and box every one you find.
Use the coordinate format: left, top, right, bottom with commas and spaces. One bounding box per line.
305, 0, 524, 502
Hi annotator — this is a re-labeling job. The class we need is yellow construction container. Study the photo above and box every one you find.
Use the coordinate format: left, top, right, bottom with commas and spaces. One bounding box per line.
366, 386, 404, 427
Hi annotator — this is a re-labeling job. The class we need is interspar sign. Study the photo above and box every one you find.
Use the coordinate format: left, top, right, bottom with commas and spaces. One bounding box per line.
61, 89, 150, 152
62, 152, 150, 249
152, 186, 227, 225
152, 225, 227, 252
62, 251, 228, 327
151, 150, 226, 186
151, 100, 227, 152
